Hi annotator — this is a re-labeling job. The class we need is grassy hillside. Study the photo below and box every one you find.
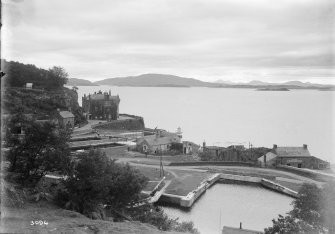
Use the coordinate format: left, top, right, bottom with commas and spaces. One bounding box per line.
3, 87, 86, 125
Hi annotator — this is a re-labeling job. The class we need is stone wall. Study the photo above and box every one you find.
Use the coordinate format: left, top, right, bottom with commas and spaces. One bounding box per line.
169, 161, 255, 167
92, 115, 145, 131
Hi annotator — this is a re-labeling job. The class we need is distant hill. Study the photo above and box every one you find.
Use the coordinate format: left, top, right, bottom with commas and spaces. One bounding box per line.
213, 79, 334, 89
68, 73, 334, 89
67, 78, 97, 86
94, 73, 215, 87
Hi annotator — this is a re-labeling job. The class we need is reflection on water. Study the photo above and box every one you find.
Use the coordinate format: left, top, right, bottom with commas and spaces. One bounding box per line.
162, 184, 294, 234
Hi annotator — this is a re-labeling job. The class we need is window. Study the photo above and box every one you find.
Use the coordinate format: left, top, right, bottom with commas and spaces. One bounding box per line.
298, 163, 302, 168
287, 163, 291, 166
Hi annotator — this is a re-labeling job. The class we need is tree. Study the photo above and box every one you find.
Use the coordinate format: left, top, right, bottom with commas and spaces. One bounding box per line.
58, 150, 148, 216
320, 181, 335, 233
289, 183, 322, 230
265, 182, 335, 234
71, 86, 78, 93
47, 66, 68, 89
128, 204, 199, 233
5, 114, 72, 185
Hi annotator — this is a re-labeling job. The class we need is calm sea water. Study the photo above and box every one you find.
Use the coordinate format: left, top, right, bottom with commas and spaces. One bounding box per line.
73, 86, 334, 163
163, 184, 294, 234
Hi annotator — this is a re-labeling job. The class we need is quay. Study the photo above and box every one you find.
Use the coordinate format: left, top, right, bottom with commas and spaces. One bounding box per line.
157, 172, 299, 208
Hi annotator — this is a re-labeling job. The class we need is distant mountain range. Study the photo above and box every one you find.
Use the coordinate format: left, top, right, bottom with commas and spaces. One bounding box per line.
214, 79, 333, 88
68, 74, 334, 90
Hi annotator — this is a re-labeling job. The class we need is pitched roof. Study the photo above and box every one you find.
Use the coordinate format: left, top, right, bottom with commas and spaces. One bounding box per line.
145, 136, 174, 146
222, 226, 263, 234
58, 111, 75, 119
274, 147, 311, 157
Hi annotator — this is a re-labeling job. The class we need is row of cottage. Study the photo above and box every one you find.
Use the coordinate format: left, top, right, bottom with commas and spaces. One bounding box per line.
135, 130, 330, 170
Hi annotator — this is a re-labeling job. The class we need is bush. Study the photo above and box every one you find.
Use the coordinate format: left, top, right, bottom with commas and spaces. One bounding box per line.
128, 204, 199, 233
57, 150, 148, 217
6, 113, 72, 186
265, 181, 335, 234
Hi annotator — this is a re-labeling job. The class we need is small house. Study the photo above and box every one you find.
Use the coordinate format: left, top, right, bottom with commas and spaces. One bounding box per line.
136, 130, 180, 154
57, 110, 75, 129
258, 144, 330, 169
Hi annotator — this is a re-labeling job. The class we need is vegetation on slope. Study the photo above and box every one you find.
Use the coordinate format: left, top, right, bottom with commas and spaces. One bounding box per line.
265, 182, 335, 234
3, 60, 67, 89
5, 111, 72, 186
2, 60, 86, 125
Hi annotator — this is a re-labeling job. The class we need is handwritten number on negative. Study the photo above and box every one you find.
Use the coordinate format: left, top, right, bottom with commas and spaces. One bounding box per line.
30, 220, 48, 225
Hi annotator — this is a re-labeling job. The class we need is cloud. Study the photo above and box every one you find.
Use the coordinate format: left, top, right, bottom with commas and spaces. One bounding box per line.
2, 0, 334, 82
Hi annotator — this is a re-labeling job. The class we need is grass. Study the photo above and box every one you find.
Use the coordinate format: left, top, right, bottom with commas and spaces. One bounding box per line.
133, 166, 175, 181
165, 172, 213, 196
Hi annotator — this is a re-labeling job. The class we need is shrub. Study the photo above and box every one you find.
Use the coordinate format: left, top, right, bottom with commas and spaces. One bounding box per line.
128, 204, 199, 233
57, 149, 148, 217
265, 181, 335, 234
5, 113, 72, 186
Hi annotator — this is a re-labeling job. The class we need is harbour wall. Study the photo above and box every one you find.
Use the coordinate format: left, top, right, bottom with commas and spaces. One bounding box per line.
92, 114, 145, 131
159, 173, 299, 208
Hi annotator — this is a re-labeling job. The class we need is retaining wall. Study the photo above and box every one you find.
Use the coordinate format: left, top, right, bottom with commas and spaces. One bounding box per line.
169, 161, 256, 167
180, 173, 221, 207
72, 128, 94, 136
69, 142, 124, 150
159, 193, 183, 205
261, 179, 299, 198
92, 115, 145, 131
219, 174, 262, 184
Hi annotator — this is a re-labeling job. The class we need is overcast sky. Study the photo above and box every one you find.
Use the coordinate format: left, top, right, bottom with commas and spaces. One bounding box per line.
2, 0, 334, 83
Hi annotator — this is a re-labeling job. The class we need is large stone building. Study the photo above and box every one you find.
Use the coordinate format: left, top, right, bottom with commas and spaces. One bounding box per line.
258, 144, 330, 169
82, 90, 120, 121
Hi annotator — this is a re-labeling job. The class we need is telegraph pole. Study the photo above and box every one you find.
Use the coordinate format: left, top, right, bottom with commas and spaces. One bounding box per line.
250, 143, 253, 161
159, 149, 164, 177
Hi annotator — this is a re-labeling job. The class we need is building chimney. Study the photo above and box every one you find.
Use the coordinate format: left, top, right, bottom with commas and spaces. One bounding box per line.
109, 89, 111, 96
203, 141, 206, 148
240, 222, 242, 229
273, 144, 277, 149
303, 144, 307, 149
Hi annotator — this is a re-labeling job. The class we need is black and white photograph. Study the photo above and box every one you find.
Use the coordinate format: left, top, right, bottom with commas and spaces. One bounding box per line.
1, 0, 334, 233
